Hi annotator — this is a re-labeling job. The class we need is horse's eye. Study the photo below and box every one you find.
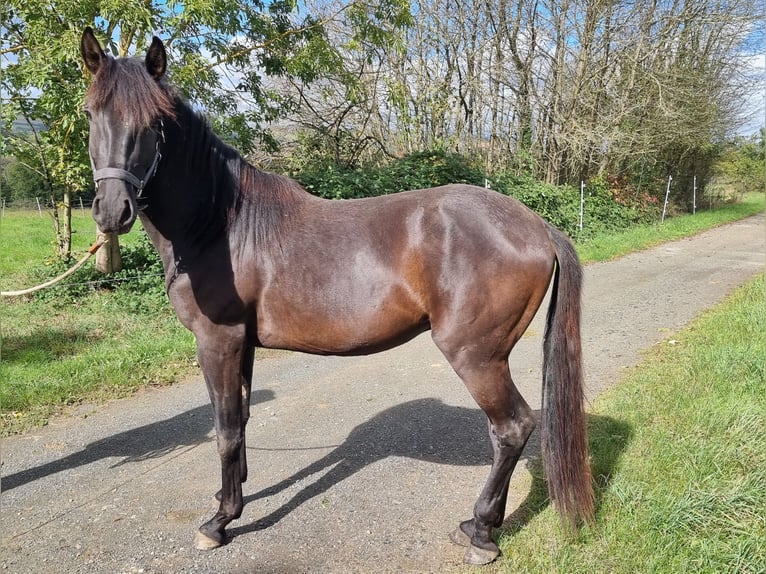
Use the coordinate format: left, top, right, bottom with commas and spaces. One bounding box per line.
83, 108, 92, 120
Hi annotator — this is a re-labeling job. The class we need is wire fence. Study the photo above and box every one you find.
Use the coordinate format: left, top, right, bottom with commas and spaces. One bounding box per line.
44, 272, 167, 291
0, 175, 742, 220
1, 196, 95, 216
2, 265, 166, 296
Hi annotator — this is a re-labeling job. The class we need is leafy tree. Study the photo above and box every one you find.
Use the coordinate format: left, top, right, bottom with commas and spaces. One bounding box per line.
713, 130, 766, 196
277, 0, 759, 193
1, 155, 47, 202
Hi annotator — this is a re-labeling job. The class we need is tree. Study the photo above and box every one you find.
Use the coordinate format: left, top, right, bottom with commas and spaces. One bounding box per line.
2, 2, 306, 261
264, 0, 412, 170
275, 0, 759, 198
1, 153, 47, 202
713, 130, 766, 197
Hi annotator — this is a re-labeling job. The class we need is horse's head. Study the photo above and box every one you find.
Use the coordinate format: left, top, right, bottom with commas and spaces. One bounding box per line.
80, 27, 171, 234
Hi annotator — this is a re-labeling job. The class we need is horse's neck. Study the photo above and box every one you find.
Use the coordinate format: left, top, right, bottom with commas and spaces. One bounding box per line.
137, 213, 181, 289
149, 104, 312, 268
148, 109, 236, 243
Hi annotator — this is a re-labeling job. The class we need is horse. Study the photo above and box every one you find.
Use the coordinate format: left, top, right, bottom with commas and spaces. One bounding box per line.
79, 27, 593, 565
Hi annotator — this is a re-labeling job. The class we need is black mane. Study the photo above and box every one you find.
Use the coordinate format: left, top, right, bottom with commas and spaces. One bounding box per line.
166, 101, 303, 252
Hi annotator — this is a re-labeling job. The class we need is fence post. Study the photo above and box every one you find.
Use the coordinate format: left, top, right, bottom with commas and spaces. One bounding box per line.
692, 175, 697, 215
579, 180, 584, 232
36, 197, 43, 217
661, 175, 672, 223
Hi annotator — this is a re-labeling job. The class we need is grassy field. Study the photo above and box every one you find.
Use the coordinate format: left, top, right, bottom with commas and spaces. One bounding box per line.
490, 274, 765, 574
0, 208, 144, 290
1, 194, 763, 435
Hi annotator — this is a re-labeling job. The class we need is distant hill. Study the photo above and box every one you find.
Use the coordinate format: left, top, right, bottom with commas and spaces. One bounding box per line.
9, 116, 46, 134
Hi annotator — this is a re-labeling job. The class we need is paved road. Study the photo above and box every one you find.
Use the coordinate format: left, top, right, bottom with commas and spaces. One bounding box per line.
1, 214, 763, 574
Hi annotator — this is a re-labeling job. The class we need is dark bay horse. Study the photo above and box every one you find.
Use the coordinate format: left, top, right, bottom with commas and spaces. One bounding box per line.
80, 27, 593, 565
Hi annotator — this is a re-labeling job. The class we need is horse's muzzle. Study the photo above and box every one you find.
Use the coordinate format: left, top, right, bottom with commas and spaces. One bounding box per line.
92, 182, 138, 234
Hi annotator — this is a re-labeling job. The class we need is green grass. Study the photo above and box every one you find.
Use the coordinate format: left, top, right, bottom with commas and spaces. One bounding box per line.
1, 293, 195, 429
490, 274, 765, 573
1, 210, 196, 434
576, 192, 764, 263
0, 209, 144, 290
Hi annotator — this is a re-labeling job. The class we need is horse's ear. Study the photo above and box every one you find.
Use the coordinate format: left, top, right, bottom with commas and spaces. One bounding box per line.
81, 27, 106, 75
145, 37, 167, 80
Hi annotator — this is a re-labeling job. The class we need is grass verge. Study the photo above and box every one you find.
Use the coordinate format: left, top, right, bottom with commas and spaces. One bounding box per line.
1, 212, 195, 434
491, 274, 765, 573
1, 289, 196, 433
576, 192, 764, 262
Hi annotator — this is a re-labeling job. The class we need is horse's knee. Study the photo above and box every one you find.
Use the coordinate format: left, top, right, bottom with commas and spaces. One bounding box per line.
217, 431, 243, 462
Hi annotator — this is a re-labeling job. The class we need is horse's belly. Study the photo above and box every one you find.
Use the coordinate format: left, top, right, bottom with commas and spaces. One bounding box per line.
255, 299, 429, 356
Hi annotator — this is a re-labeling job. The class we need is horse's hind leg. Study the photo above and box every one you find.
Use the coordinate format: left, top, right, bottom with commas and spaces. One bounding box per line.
439, 349, 536, 564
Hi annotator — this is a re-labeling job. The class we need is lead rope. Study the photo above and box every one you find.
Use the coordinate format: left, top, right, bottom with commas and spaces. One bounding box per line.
1, 239, 107, 298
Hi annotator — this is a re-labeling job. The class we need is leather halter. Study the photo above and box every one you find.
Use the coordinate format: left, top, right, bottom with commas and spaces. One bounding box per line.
90, 120, 165, 199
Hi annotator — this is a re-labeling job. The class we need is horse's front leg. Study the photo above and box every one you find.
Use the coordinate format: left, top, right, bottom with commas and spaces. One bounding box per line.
193, 332, 246, 550
239, 345, 255, 485
213, 344, 254, 503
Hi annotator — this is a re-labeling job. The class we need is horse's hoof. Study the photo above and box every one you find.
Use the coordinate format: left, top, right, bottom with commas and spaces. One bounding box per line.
449, 526, 471, 547
193, 530, 222, 550
463, 544, 500, 566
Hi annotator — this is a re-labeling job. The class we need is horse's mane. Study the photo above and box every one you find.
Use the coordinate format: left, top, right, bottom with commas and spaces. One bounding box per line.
235, 164, 303, 246
167, 103, 305, 253
85, 56, 176, 127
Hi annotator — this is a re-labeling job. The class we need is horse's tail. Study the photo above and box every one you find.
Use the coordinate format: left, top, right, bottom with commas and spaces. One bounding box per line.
541, 223, 594, 529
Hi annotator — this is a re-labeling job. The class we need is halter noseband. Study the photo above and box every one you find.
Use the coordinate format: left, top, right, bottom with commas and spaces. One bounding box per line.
90, 120, 165, 200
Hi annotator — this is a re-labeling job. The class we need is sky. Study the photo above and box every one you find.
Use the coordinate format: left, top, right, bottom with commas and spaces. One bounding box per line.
739, 53, 765, 136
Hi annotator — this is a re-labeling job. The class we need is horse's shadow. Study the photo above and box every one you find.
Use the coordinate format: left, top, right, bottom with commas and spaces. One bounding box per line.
230, 398, 491, 538
229, 398, 632, 540
1, 389, 271, 492
4, 392, 631, 541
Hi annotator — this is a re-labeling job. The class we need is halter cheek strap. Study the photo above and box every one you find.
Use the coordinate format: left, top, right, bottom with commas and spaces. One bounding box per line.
90, 120, 164, 199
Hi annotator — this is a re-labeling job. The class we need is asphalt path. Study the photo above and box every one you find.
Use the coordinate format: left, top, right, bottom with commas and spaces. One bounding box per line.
1, 213, 763, 574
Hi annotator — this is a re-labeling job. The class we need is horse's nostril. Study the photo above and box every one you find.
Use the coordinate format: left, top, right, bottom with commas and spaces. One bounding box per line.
120, 199, 134, 226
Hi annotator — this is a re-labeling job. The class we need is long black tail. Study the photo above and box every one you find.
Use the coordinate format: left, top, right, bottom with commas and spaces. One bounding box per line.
542, 223, 594, 529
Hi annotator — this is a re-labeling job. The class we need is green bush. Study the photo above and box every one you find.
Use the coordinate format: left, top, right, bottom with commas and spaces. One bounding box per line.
294, 150, 659, 239
491, 172, 581, 236
296, 150, 485, 199
1, 156, 48, 202
492, 172, 659, 238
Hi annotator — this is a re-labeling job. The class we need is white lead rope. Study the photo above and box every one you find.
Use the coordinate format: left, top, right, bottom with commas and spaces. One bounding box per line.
1, 240, 107, 298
